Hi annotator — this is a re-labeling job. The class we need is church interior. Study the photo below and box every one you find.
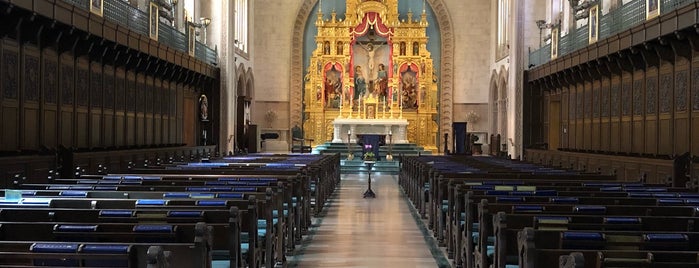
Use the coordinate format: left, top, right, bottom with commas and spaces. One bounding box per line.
1, 0, 699, 267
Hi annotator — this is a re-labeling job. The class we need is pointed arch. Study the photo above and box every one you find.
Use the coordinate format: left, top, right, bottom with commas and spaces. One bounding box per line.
497, 66, 508, 137
489, 70, 499, 136
289, 0, 455, 151
236, 64, 246, 97
245, 67, 255, 99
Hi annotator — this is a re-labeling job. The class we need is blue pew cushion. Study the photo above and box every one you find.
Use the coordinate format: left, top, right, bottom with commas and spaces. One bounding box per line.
573, 206, 606, 214
59, 191, 88, 197
94, 186, 118, 191
513, 205, 544, 213
133, 225, 173, 233
55, 224, 99, 232
163, 193, 189, 198
136, 199, 167, 206
562, 232, 604, 241
217, 193, 244, 199
604, 217, 640, 224
550, 197, 578, 204
644, 233, 688, 242
167, 211, 203, 217
497, 197, 524, 203
197, 200, 227, 206
100, 210, 135, 217
80, 244, 131, 254
30, 243, 80, 253
657, 199, 684, 205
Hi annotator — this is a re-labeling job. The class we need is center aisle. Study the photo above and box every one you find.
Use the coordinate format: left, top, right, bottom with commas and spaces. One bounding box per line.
288, 173, 449, 267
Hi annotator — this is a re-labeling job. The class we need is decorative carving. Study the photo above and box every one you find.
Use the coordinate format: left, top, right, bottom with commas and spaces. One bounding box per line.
633, 80, 642, 115
693, 68, 699, 111
76, 68, 89, 107
61, 65, 74, 105
24, 55, 40, 102
104, 74, 114, 109
611, 84, 619, 117
91, 70, 101, 108
622, 83, 631, 116
601, 86, 609, 117
646, 76, 656, 114
3, 50, 18, 99
675, 70, 687, 111
592, 87, 600, 118
659, 74, 671, 113
44, 60, 58, 104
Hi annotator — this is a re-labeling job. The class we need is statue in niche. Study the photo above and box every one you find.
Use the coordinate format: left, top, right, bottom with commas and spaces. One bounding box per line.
199, 94, 209, 121
399, 42, 406, 56
413, 42, 419, 56
337, 41, 343, 55
323, 41, 331, 55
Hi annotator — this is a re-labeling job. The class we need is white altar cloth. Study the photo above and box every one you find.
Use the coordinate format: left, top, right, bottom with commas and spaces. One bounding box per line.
332, 118, 409, 144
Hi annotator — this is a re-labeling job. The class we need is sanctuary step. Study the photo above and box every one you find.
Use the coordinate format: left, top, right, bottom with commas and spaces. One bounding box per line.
340, 159, 400, 174
312, 142, 432, 174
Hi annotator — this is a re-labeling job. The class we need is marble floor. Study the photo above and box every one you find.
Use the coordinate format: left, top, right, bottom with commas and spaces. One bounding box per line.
288, 173, 449, 268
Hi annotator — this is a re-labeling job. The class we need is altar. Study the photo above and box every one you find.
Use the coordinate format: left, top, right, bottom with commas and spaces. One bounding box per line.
332, 118, 409, 144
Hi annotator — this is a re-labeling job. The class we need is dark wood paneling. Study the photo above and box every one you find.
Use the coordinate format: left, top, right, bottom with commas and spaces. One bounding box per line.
2, 40, 20, 151
42, 48, 58, 149
645, 68, 658, 155
22, 45, 40, 150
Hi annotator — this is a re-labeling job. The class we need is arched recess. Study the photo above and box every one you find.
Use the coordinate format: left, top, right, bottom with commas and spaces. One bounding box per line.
497, 66, 508, 137
289, 0, 455, 151
236, 64, 247, 97
489, 70, 499, 136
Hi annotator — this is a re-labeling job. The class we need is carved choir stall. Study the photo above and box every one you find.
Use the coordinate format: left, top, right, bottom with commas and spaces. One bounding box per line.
303, 0, 439, 152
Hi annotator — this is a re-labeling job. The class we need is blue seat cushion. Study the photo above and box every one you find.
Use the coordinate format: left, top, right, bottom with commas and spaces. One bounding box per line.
81, 244, 130, 254
562, 232, 604, 241
30, 243, 79, 253
644, 233, 688, 242
55, 225, 98, 232
604, 217, 640, 224
133, 225, 173, 233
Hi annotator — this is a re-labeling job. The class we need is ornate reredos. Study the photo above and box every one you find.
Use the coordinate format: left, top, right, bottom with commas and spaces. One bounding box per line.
291, 0, 454, 152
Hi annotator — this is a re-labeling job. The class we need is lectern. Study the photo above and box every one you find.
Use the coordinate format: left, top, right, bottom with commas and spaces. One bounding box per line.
356, 134, 385, 198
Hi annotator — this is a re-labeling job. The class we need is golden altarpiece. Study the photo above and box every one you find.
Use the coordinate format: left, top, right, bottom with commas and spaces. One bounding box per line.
303, 0, 439, 151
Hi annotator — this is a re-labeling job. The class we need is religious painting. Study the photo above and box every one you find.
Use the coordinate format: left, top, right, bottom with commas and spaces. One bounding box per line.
400, 64, 419, 109
551, 27, 559, 60
366, 103, 377, 119
188, 24, 195, 56
324, 63, 343, 109
199, 94, 209, 121
588, 5, 598, 44
149, 2, 159, 41
90, 0, 103, 17
353, 65, 367, 106
646, 0, 660, 20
